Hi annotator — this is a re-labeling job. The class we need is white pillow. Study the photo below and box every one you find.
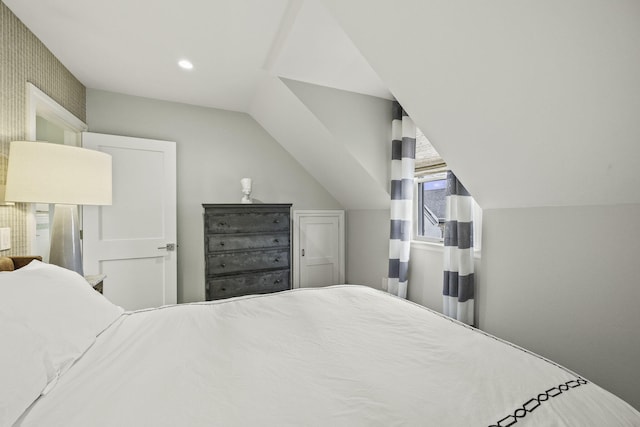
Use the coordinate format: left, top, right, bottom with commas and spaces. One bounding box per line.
0, 261, 123, 425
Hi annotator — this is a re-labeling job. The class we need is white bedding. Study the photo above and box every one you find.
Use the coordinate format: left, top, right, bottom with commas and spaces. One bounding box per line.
15, 285, 640, 426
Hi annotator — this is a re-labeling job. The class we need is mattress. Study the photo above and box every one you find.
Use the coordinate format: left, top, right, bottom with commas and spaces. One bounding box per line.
15, 285, 640, 426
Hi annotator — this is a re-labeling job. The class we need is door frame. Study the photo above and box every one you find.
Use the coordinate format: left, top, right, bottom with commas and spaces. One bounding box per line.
292, 209, 345, 288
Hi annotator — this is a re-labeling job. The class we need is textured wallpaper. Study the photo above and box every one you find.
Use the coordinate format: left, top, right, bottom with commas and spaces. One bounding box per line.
0, 1, 86, 255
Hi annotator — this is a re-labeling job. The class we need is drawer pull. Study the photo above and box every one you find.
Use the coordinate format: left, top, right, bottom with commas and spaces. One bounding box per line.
273, 219, 280, 224
274, 258, 280, 263
219, 242, 225, 246
220, 263, 226, 268
218, 222, 226, 227
221, 287, 226, 292
274, 239, 279, 243
274, 279, 281, 284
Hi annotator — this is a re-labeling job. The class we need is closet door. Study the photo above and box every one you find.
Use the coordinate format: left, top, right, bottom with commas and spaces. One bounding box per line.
293, 210, 344, 288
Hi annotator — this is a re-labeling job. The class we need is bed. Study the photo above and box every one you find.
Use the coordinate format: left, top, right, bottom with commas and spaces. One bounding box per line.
1, 259, 639, 427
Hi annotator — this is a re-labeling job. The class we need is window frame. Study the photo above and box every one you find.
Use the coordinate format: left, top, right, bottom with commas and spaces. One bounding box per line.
412, 172, 483, 252
413, 172, 447, 244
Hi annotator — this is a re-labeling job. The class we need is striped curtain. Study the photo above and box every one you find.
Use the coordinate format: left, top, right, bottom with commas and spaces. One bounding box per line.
388, 102, 416, 298
442, 171, 475, 325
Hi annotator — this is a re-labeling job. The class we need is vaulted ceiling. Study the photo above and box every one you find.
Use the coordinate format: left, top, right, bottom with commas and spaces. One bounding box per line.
319, 0, 640, 209
4, 0, 390, 111
5, 0, 393, 209
6, 0, 640, 210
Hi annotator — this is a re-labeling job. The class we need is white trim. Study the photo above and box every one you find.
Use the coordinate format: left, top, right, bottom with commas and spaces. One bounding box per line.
472, 198, 483, 253
25, 83, 88, 254
411, 240, 445, 253
413, 234, 445, 245
416, 172, 447, 184
26, 83, 87, 141
292, 210, 345, 289
413, 173, 445, 244
411, 240, 482, 260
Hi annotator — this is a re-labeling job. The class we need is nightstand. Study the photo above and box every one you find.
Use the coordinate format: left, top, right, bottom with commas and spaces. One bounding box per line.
85, 274, 107, 294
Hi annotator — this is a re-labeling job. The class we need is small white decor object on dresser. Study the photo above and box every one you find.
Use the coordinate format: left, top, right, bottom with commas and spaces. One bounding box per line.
240, 177, 252, 204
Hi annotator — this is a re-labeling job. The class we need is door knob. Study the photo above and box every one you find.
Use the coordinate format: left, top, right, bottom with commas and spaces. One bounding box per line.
157, 243, 176, 251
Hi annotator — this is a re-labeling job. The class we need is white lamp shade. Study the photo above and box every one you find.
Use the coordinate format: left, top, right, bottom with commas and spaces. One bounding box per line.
5, 141, 112, 205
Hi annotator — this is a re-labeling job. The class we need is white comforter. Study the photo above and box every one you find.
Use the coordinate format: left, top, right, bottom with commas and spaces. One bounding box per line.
17, 286, 640, 426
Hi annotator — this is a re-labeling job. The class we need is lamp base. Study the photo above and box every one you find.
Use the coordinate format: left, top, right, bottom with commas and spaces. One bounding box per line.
49, 204, 83, 276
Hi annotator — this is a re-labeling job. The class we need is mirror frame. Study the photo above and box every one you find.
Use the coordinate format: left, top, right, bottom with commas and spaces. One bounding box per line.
25, 83, 88, 254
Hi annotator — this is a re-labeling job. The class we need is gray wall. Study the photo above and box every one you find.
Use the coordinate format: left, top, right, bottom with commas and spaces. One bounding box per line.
407, 244, 445, 311
345, 209, 388, 288
86, 89, 342, 303
479, 204, 640, 410
282, 79, 392, 192
250, 77, 390, 210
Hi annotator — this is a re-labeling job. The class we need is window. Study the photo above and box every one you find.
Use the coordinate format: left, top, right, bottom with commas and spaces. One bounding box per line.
412, 128, 482, 249
416, 172, 447, 241
413, 127, 447, 242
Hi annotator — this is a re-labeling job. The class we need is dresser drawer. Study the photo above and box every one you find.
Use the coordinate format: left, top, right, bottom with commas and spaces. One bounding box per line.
206, 270, 290, 300
207, 249, 290, 275
207, 232, 289, 252
205, 212, 289, 234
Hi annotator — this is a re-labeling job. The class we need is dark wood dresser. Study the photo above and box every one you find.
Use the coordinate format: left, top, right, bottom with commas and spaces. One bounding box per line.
203, 203, 292, 300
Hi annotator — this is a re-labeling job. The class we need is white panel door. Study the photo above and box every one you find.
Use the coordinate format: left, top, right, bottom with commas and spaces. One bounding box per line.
294, 210, 344, 288
82, 133, 177, 310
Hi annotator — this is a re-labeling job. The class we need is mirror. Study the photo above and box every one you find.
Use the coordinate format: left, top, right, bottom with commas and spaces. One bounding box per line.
26, 83, 87, 260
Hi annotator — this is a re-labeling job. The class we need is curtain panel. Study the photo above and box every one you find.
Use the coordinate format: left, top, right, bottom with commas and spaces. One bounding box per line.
442, 171, 475, 325
388, 102, 416, 298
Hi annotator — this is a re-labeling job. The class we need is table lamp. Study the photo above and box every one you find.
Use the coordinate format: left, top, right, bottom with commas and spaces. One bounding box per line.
4, 141, 112, 275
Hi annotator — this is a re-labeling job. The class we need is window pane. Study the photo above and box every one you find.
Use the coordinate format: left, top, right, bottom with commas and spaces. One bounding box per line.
423, 179, 446, 221
419, 178, 447, 240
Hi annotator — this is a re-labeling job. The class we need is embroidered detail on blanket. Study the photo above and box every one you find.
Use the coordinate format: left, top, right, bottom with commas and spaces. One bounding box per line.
489, 378, 590, 427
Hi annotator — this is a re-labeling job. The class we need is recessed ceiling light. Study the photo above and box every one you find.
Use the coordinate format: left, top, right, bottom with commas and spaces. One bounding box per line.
178, 59, 193, 70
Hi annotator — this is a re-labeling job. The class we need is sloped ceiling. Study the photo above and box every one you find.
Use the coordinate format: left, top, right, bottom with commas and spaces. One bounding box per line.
2, 0, 392, 108
250, 76, 390, 210
5, 0, 393, 210
281, 78, 391, 192
320, 0, 640, 209
9, 0, 635, 211
3, 0, 291, 112
269, 0, 392, 100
